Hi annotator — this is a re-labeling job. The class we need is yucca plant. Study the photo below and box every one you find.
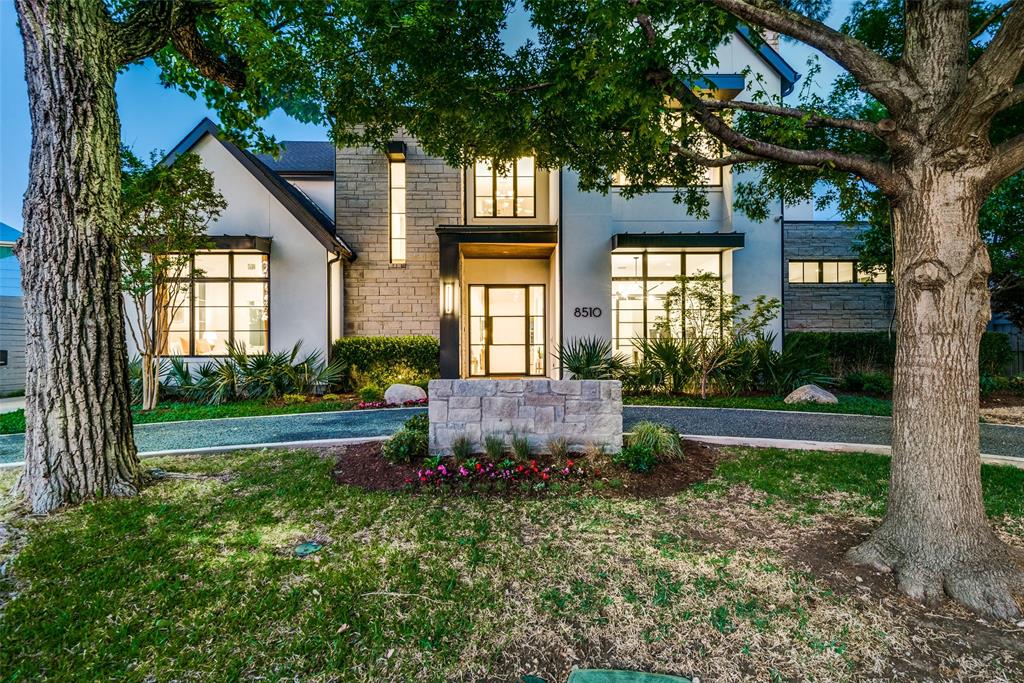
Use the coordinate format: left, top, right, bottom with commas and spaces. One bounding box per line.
555, 336, 626, 379
188, 359, 242, 405
162, 356, 195, 398
632, 336, 696, 394
288, 346, 345, 394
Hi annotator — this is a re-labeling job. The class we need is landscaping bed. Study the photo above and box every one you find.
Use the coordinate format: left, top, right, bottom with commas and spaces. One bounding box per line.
330, 438, 724, 498
624, 392, 893, 416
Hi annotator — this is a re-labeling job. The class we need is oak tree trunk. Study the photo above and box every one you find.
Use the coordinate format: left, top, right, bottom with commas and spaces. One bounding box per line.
847, 167, 1024, 619
15, 0, 141, 513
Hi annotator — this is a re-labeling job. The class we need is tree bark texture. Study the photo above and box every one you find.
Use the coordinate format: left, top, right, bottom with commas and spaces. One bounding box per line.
15, 0, 141, 513
847, 167, 1024, 620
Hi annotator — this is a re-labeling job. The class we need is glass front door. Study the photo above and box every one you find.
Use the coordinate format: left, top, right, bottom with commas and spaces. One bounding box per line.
468, 285, 545, 376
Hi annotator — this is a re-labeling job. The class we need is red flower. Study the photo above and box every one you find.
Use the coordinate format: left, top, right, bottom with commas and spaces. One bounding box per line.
475, 463, 482, 470
541, 472, 549, 480
567, 459, 574, 467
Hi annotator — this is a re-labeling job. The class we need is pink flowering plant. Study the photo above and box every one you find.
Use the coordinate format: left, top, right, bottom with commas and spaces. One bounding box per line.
407, 455, 593, 492
355, 397, 428, 410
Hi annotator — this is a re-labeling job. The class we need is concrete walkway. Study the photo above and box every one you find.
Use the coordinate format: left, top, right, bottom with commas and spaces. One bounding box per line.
1, 405, 1021, 465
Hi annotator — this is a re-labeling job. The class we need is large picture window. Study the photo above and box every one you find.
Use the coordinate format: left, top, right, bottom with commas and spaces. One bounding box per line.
474, 157, 535, 217
162, 252, 269, 356
611, 252, 723, 359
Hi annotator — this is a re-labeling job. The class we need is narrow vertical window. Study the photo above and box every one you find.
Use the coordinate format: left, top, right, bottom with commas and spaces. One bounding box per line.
389, 159, 406, 264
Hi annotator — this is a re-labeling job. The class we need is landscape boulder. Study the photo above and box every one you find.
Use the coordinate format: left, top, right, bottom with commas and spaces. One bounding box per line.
784, 384, 838, 405
384, 383, 427, 404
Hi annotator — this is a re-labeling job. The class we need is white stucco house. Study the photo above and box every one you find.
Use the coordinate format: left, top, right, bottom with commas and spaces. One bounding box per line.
131, 31, 897, 379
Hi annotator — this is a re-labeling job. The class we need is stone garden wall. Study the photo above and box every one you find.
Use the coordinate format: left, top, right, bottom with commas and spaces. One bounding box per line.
428, 379, 623, 455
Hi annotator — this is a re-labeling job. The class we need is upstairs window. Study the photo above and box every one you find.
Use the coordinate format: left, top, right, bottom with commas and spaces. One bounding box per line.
475, 157, 535, 217
788, 260, 889, 284
389, 159, 406, 264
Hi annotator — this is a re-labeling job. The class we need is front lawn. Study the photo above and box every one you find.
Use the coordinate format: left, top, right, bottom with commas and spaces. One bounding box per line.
1, 447, 1022, 681
0, 397, 368, 435
625, 392, 894, 416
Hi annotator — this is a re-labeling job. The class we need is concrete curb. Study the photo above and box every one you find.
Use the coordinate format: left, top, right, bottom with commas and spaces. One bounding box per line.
682, 433, 1024, 470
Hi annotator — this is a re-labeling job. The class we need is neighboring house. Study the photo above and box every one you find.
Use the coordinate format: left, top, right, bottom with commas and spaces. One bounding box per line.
0, 223, 25, 394
140, 32, 904, 380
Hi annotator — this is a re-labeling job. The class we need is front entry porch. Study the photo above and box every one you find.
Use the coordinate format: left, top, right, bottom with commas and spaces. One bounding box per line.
436, 225, 558, 379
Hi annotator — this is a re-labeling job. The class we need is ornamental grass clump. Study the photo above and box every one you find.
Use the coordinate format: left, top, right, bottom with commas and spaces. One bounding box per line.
483, 433, 506, 460
510, 432, 532, 460
451, 435, 474, 460
628, 421, 683, 459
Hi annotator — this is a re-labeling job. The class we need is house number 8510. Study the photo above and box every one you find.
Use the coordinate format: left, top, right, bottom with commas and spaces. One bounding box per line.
574, 307, 602, 318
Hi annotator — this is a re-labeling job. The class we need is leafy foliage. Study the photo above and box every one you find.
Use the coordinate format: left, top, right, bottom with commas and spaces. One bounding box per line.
613, 444, 657, 473
382, 427, 429, 464
555, 336, 626, 379
331, 336, 440, 392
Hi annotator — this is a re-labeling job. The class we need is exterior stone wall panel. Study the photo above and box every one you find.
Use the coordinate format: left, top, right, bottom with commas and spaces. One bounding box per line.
428, 379, 623, 454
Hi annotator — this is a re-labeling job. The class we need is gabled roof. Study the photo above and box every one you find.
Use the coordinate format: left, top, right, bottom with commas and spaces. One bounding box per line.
255, 141, 335, 175
736, 26, 800, 96
165, 119, 354, 260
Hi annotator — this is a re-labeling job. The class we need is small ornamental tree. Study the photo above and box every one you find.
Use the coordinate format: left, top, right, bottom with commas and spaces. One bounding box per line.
119, 149, 223, 411
657, 274, 779, 397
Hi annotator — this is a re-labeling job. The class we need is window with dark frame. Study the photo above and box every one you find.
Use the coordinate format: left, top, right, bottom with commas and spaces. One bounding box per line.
611, 252, 724, 361
788, 260, 889, 284
474, 157, 536, 218
162, 251, 269, 356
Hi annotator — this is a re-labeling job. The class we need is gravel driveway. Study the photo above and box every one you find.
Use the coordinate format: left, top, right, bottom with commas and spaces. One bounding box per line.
1, 405, 1021, 465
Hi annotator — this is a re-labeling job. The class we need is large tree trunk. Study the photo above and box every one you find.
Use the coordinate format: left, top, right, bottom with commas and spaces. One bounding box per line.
15, 0, 141, 513
847, 167, 1023, 620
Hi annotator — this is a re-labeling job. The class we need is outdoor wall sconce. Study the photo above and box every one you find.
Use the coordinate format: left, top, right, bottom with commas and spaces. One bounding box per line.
386, 140, 407, 162
443, 282, 455, 315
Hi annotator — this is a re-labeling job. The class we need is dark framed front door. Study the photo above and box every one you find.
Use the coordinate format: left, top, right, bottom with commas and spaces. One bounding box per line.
468, 284, 545, 376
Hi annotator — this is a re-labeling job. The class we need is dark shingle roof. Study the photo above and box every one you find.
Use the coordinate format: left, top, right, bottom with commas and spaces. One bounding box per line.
254, 141, 335, 175
165, 119, 353, 260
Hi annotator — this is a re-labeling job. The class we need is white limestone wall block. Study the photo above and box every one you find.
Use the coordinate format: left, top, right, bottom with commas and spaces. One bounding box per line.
427, 379, 622, 455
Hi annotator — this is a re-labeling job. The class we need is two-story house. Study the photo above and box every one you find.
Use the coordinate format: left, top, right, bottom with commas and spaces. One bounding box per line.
131, 32, 898, 380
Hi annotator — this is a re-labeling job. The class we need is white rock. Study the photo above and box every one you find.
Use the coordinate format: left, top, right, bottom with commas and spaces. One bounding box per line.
384, 383, 427, 404
784, 384, 838, 405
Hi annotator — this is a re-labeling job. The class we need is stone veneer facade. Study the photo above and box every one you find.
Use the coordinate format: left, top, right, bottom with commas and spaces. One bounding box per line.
428, 379, 623, 455
783, 220, 896, 333
334, 135, 461, 337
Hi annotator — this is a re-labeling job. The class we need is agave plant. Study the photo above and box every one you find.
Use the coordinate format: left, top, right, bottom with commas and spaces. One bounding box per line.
555, 336, 626, 379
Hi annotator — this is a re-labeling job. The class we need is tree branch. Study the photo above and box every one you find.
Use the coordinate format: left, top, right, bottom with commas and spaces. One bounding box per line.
971, 1, 1014, 41
669, 78, 905, 195
699, 98, 884, 137
698, 0, 915, 113
170, 21, 246, 91
999, 82, 1024, 112
963, 2, 1024, 119
115, 0, 245, 91
668, 142, 764, 166
987, 132, 1024, 188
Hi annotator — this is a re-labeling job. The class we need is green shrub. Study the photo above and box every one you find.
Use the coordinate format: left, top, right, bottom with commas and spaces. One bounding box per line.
980, 333, 1013, 376
841, 370, 893, 396
381, 427, 428, 464
282, 394, 308, 404
1010, 375, 1024, 394
785, 331, 1012, 377
980, 375, 1010, 396
358, 384, 384, 403
627, 421, 683, 459
403, 413, 430, 434
331, 336, 440, 391
613, 443, 657, 473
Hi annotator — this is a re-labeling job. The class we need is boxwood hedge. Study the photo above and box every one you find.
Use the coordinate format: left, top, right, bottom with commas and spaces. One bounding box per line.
330, 336, 440, 391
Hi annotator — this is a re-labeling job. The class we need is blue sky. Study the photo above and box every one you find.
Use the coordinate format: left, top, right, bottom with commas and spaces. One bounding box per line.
0, 1, 850, 229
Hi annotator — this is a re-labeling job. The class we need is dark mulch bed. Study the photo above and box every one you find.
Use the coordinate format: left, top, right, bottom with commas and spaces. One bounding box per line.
981, 390, 1024, 408
330, 439, 726, 499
